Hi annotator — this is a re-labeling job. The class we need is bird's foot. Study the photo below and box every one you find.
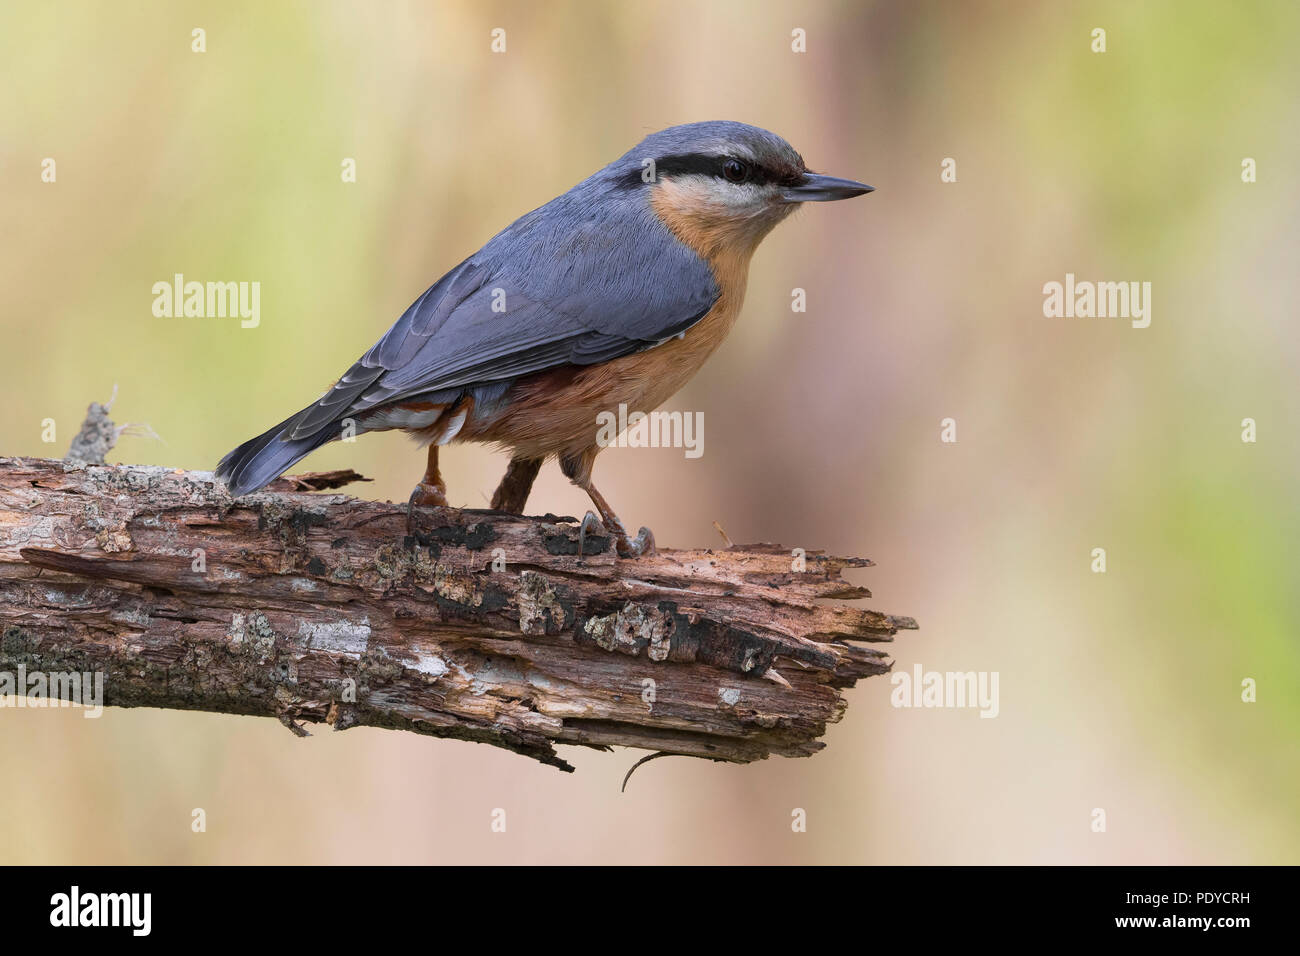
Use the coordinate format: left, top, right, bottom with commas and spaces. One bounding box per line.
617, 526, 656, 558
575, 511, 654, 559
405, 481, 449, 537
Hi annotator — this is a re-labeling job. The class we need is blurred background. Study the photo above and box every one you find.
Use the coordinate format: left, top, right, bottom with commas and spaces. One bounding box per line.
1, 0, 1297, 864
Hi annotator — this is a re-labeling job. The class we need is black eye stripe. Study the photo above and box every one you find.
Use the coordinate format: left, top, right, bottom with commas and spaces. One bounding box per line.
615, 153, 801, 189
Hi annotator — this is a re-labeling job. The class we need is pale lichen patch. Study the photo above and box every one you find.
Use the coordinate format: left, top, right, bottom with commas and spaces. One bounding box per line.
227, 611, 277, 663
94, 524, 133, 553
583, 602, 675, 659
432, 566, 481, 607
518, 570, 567, 635
298, 618, 371, 655
408, 652, 448, 679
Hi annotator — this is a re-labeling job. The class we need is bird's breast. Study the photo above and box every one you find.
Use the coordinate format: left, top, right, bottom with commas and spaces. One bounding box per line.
465, 248, 753, 460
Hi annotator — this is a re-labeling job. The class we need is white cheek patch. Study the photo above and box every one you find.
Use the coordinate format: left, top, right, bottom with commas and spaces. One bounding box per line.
673, 176, 781, 222
652, 173, 790, 250
688, 175, 760, 208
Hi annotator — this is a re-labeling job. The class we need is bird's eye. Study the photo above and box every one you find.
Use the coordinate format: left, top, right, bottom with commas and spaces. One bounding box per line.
722, 159, 749, 183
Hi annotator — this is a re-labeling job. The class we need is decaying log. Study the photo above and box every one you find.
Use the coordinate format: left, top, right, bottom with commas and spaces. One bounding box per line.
0, 456, 917, 772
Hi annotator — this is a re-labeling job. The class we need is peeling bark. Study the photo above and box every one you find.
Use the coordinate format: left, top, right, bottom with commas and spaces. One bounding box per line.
0, 456, 917, 772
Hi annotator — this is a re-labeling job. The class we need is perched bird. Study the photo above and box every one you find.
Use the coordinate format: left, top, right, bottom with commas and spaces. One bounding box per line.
216, 121, 872, 556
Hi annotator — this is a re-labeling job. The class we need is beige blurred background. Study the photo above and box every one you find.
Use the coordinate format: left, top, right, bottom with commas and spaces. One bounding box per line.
2, 0, 1297, 864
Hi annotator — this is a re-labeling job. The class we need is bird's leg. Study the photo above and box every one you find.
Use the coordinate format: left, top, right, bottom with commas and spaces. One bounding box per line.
412, 443, 449, 506
490, 455, 543, 514
560, 449, 655, 558
406, 444, 448, 536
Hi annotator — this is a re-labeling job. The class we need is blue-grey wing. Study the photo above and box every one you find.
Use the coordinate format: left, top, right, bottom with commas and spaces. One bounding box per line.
287, 196, 717, 441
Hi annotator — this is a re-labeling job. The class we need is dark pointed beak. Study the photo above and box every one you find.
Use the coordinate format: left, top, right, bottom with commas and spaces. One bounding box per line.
781, 173, 875, 203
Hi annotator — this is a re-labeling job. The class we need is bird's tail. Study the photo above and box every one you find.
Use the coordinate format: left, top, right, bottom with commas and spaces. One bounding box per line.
215, 411, 336, 497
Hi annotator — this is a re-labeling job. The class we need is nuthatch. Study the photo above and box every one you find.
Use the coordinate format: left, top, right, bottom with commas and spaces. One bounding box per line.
216, 121, 872, 556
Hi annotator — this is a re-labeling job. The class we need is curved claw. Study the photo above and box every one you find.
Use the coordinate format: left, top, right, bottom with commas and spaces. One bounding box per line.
577, 510, 604, 562
405, 487, 422, 538
617, 526, 656, 558
406, 482, 448, 537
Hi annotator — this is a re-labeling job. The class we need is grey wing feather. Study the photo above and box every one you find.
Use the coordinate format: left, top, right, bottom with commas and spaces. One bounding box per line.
287, 190, 718, 442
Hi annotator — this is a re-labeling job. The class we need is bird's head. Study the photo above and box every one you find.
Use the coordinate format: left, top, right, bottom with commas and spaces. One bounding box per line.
610, 121, 873, 257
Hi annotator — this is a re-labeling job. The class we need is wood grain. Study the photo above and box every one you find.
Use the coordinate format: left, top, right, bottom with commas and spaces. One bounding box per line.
0, 456, 916, 771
